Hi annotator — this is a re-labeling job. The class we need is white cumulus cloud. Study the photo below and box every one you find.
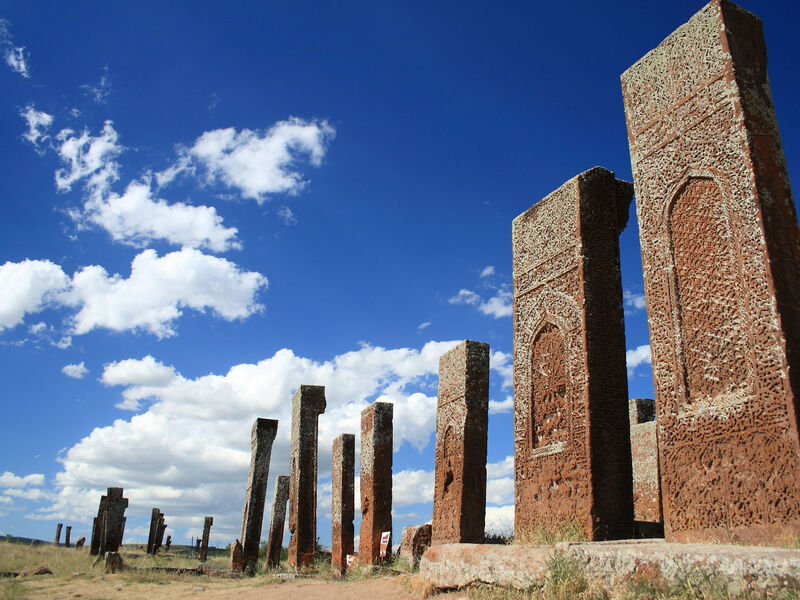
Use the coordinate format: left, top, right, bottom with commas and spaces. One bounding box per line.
624, 290, 646, 311
480, 266, 495, 278
62, 247, 268, 338
0, 250, 267, 338
626, 344, 652, 374
449, 287, 512, 319
0, 472, 45, 488
0, 259, 70, 331
178, 117, 335, 202
86, 178, 240, 252
62, 362, 88, 379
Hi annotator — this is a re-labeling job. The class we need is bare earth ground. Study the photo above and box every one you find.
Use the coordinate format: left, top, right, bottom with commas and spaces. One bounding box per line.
13, 574, 442, 600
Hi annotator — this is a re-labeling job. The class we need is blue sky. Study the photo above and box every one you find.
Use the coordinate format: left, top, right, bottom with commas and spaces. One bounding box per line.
1, 1, 798, 549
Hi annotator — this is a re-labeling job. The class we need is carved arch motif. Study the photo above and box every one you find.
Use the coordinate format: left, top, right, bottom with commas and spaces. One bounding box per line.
666, 174, 752, 407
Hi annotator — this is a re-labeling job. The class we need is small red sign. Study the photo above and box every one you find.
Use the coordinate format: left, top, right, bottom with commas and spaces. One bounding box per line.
379, 531, 391, 557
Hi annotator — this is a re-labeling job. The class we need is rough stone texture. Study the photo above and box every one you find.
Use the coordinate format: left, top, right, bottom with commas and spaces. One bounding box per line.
432, 340, 489, 544
154, 512, 167, 554
240, 418, 278, 570
421, 543, 551, 589
146, 508, 163, 555
201, 516, 213, 562
90, 488, 128, 556
195, 538, 201, 555
359, 401, 393, 565
54, 523, 62, 547
165, 535, 171, 552
512, 167, 634, 541
288, 385, 326, 570
399, 523, 432, 567
229, 539, 244, 572
621, 0, 800, 544
75, 537, 85, 549
265, 475, 290, 568
331, 433, 355, 575
629, 398, 663, 538
420, 541, 800, 593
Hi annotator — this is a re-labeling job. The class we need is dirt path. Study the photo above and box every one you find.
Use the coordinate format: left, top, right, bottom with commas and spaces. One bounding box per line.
17, 573, 464, 600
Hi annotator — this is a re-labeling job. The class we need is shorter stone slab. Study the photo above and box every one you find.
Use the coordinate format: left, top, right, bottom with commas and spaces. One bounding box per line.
229, 539, 244, 572
399, 524, 432, 567
419, 541, 800, 594
75, 537, 86, 549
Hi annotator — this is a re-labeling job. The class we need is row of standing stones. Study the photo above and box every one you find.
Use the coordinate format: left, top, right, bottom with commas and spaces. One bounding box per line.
76, 0, 800, 580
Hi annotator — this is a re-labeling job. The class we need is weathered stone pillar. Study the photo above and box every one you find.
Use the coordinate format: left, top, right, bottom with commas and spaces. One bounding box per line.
147, 508, 162, 554
90, 496, 105, 555
196, 538, 201, 555
240, 418, 278, 570
621, 0, 800, 544
200, 516, 213, 562
359, 401, 393, 565
165, 535, 171, 552
65, 526, 72, 548
103, 488, 128, 553
54, 523, 63, 547
265, 475, 290, 568
629, 398, 663, 538
513, 167, 634, 541
288, 385, 326, 570
154, 513, 166, 554
331, 433, 355, 574
432, 340, 489, 544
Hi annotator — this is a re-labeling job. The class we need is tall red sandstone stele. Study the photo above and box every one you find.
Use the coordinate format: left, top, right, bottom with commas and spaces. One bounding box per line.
287, 385, 326, 570
331, 433, 355, 575
621, 0, 800, 544
359, 401, 393, 565
240, 418, 278, 569
432, 340, 489, 544
512, 167, 634, 541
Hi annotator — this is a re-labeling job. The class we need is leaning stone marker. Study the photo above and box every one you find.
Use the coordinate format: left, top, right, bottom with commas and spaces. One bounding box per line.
154, 512, 167, 554
288, 385, 326, 570
629, 398, 663, 538
147, 508, 162, 554
240, 418, 278, 570
200, 516, 213, 562
621, 0, 800, 544
432, 340, 489, 544
75, 536, 85, 549
229, 539, 244, 572
331, 433, 355, 575
54, 523, 62, 547
512, 167, 634, 541
65, 526, 71, 548
359, 401, 393, 565
265, 475, 290, 568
